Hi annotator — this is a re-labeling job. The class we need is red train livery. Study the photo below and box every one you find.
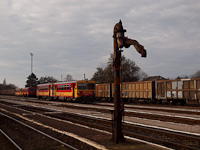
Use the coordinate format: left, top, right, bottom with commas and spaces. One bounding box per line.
37, 80, 95, 103
15, 87, 37, 97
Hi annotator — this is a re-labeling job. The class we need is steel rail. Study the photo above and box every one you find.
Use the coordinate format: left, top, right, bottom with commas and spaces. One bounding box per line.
94, 103, 200, 115
1, 98, 200, 122
1, 96, 200, 149
0, 129, 22, 150
45, 111, 200, 150
0, 112, 78, 150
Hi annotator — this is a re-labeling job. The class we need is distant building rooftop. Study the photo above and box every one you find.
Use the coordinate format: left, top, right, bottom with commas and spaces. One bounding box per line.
144, 76, 166, 81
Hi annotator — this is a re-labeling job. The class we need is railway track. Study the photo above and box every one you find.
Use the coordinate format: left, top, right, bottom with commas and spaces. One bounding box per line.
3, 98, 200, 126
0, 99, 200, 150
48, 103, 200, 126
2, 95, 200, 114
45, 110, 200, 150
0, 129, 22, 150
1, 97, 200, 131
6, 97, 199, 126
0, 101, 110, 150
0, 111, 79, 150
95, 103, 200, 115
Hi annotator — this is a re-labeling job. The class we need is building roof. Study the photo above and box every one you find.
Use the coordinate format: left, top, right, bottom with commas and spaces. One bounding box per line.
144, 76, 166, 81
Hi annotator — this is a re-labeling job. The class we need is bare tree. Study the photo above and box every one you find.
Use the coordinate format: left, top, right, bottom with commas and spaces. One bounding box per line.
91, 54, 148, 83
191, 70, 200, 78
38, 76, 58, 84
64, 74, 73, 82
3, 79, 6, 85
121, 56, 140, 82
91, 67, 105, 83
0, 79, 17, 90
176, 75, 189, 79
139, 70, 149, 81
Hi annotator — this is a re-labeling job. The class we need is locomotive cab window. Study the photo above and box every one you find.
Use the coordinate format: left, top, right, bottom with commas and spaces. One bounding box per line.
29, 88, 36, 92
77, 83, 86, 90
87, 83, 95, 90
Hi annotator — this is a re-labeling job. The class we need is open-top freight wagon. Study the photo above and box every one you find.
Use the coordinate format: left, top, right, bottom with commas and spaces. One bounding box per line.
0, 89, 15, 96
95, 78, 200, 105
95, 81, 156, 102
95, 83, 112, 101
121, 81, 155, 102
155, 78, 200, 104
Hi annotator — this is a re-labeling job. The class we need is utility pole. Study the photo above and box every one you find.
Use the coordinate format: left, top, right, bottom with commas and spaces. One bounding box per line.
112, 20, 147, 143
30, 53, 33, 74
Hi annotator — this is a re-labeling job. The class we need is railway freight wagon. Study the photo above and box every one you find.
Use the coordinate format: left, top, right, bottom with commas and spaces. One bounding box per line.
155, 78, 200, 104
95, 81, 156, 102
37, 80, 96, 103
95, 83, 112, 101
121, 81, 156, 102
0, 89, 15, 95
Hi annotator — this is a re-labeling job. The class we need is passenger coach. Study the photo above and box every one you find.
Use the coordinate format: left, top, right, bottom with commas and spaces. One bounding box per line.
37, 80, 96, 103
15, 87, 36, 97
15, 88, 21, 96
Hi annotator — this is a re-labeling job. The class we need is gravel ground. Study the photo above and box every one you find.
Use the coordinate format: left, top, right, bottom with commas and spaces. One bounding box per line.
1, 98, 200, 135
0, 113, 73, 150
0, 97, 185, 150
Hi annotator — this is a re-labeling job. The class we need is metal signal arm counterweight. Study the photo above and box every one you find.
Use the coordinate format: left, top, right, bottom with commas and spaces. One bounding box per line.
123, 36, 147, 57
113, 20, 147, 58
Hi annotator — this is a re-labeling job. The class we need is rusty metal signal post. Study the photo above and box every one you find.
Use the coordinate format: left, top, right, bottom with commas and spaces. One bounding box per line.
112, 20, 147, 143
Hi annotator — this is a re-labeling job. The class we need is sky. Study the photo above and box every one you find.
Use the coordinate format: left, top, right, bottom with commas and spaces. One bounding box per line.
0, 0, 200, 88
